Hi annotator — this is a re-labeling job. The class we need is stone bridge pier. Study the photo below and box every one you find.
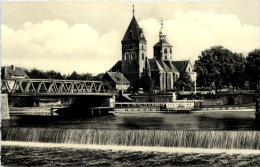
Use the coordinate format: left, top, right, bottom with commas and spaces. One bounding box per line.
56, 95, 114, 116
1, 94, 10, 120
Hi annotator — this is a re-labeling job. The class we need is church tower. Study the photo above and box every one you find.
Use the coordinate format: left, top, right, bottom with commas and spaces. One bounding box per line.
121, 6, 147, 84
153, 18, 173, 61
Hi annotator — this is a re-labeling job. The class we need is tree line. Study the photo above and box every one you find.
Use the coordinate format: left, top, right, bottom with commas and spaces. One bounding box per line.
25, 69, 105, 81
194, 46, 259, 92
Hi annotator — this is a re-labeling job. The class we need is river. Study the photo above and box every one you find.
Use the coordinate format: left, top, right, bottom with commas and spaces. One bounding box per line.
1, 110, 260, 166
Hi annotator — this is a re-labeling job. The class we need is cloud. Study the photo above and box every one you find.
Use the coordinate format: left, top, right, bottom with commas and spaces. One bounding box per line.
2, 20, 121, 74
2, 9, 260, 74
139, 9, 260, 61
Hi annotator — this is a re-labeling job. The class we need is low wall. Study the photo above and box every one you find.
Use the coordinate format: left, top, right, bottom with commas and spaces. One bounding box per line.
1, 94, 10, 119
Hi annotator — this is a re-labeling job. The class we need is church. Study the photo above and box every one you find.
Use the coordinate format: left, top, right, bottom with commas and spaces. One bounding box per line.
108, 9, 196, 92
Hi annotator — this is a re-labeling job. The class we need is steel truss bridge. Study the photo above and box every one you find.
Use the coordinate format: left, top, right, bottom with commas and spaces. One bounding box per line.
1, 79, 112, 97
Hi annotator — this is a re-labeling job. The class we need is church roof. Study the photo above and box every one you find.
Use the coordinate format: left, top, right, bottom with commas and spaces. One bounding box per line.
154, 40, 172, 47
163, 61, 179, 73
109, 60, 122, 72
171, 60, 190, 73
104, 72, 130, 85
148, 59, 164, 71
122, 16, 146, 43
157, 60, 172, 72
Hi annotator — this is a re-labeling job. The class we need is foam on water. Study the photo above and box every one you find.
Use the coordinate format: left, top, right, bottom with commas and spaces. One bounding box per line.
2, 141, 260, 155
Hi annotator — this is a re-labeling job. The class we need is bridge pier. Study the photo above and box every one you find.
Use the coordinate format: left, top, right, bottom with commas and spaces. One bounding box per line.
1, 94, 10, 120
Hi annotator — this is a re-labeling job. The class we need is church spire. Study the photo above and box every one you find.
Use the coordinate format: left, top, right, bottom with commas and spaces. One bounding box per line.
159, 18, 163, 35
133, 5, 135, 16
121, 6, 146, 42
159, 18, 166, 41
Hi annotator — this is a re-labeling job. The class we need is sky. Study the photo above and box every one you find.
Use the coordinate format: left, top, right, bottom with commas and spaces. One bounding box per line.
1, 1, 260, 75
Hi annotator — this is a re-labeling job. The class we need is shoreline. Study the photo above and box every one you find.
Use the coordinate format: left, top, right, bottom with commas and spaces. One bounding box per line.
8, 106, 255, 116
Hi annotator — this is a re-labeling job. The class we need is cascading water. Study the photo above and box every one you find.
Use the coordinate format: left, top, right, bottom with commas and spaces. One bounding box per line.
2, 127, 260, 150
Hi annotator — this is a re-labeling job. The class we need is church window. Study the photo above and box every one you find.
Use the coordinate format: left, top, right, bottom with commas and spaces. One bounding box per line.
170, 48, 172, 54
126, 53, 129, 60
142, 45, 144, 50
130, 30, 133, 39
124, 53, 127, 60
165, 55, 167, 59
164, 48, 167, 53
140, 28, 144, 38
142, 53, 144, 60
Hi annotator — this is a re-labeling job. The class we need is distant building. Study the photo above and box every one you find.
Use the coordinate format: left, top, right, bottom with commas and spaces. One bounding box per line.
109, 9, 197, 92
102, 72, 130, 91
1, 65, 29, 79
1, 65, 29, 92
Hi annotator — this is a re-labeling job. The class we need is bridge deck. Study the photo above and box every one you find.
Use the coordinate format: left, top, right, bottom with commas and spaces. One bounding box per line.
2, 79, 113, 97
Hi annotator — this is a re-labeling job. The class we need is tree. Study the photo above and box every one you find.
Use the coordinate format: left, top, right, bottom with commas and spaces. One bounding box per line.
27, 68, 48, 79
140, 74, 154, 93
246, 49, 260, 91
130, 74, 154, 93
82, 73, 93, 80
195, 46, 246, 92
174, 72, 193, 91
229, 53, 246, 90
95, 73, 105, 81
46, 70, 64, 79
68, 71, 82, 80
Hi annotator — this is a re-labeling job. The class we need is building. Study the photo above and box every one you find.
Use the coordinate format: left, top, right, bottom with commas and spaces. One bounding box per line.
1, 65, 29, 92
1, 65, 29, 79
102, 72, 130, 91
109, 9, 196, 92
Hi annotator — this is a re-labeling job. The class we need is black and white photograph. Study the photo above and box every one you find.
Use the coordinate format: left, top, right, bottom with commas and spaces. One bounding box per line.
1, 0, 260, 166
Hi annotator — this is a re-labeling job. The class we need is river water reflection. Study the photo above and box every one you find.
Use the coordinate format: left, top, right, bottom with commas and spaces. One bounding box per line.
2, 110, 259, 130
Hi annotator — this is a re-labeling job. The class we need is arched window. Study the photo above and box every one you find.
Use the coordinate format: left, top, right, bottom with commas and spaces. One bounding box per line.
126, 53, 129, 60
134, 53, 137, 59
142, 53, 144, 60
165, 55, 167, 60
129, 30, 133, 39
164, 48, 167, 53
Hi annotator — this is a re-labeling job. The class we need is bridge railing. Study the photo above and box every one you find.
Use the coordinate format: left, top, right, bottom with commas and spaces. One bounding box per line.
1, 79, 108, 95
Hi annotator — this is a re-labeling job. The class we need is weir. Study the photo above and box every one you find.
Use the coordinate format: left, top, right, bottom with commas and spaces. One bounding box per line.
2, 127, 260, 150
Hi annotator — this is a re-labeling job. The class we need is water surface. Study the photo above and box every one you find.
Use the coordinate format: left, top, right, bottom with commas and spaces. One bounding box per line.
2, 110, 259, 130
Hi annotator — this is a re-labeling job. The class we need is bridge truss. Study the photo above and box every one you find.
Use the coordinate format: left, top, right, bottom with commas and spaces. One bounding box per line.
1, 79, 110, 96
